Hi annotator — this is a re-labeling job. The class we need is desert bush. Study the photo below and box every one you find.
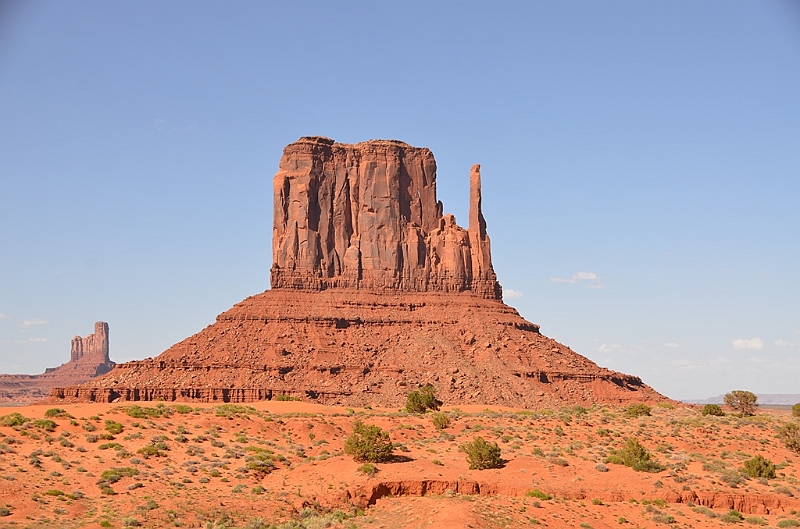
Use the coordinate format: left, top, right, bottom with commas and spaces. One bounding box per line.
357, 463, 378, 476
172, 404, 193, 414
0, 413, 29, 428
104, 420, 124, 435
624, 404, 651, 417
274, 394, 300, 401
793, 403, 800, 418
777, 520, 800, 528
245, 453, 275, 476
405, 384, 442, 413
460, 436, 503, 470
778, 422, 800, 453
742, 454, 776, 479
0, 507, 10, 516
702, 404, 725, 417
136, 445, 163, 458
343, 421, 393, 463
724, 390, 758, 416
744, 516, 768, 526
525, 489, 552, 500
32, 419, 57, 432
432, 412, 451, 430
720, 510, 744, 523
606, 438, 665, 473
44, 408, 72, 419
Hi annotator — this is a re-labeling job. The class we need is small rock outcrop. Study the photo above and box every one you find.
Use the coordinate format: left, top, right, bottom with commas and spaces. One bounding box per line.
0, 322, 115, 403
271, 138, 501, 299
50, 138, 668, 408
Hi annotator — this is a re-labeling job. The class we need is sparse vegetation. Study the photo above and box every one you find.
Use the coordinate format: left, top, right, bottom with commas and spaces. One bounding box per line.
357, 463, 378, 476
344, 421, 393, 463
104, 420, 124, 435
792, 403, 800, 417
701, 404, 725, 416
606, 438, 664, 473
44, 408, 72, 419
0, 412, 30, 428
624, 404, 651, 417
724, 390, 758, 416
405, 384, 442, 413
431, 412, 451, 430
525, 489, 552, 500
742, 454, 776, 479
460, 436, 502, 470
778, 422, 800, 453
274, 394, 301, 401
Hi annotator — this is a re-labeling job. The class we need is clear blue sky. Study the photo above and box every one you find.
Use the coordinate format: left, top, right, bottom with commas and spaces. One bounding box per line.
1, 1, 798, 400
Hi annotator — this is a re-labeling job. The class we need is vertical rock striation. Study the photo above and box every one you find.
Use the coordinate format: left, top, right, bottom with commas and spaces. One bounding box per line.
71, 322, 110, 364
270, 137, 501, 299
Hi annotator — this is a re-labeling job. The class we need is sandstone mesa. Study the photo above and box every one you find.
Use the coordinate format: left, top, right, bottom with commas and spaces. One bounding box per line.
50, 137, 667, 407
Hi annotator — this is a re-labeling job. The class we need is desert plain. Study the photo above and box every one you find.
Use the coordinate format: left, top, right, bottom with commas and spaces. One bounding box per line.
0, 401, 798, 529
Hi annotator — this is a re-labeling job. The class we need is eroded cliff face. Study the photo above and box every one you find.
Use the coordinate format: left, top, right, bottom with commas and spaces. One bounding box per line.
270, 137, 501, 299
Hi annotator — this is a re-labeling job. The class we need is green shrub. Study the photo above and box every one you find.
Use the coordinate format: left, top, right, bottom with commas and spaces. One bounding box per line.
274, 394, 300, 401
0, 412, 30, 428
357, 463, 378, 476
432, 412, 451, 430
624, 404, 651, 417
405, 385, 442, 414
136, 445, 163, 458
702, 404, 725, 416
44, 408, 72, 419
744, 516, 768, 526
777, 519, 800, 528
32, 419, 57, 432
778, 422, 800, 453
742, 455, 776, 479
343, 421, 393, 463
525, 489, 552, 500
460, 436, 502, 470
720, 510, 744, 523
105, 420, 124, 435
0, 507, 10, 516
245, 453, 275, 476
793, 403, 800, 418
724, 390, 758, 416
606, 438, 664, 473
172, 404, 193, 414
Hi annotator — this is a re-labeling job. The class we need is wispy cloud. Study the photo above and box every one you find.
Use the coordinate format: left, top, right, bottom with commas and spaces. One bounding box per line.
732, 338, 763, 350
551, 271, 605, 288
0, 337, 50, 344
0, 313, 10, 320
504, 289, 523, 299
662, 342, 680, 348
21, 318, 48, 327
774, 340, 798, 347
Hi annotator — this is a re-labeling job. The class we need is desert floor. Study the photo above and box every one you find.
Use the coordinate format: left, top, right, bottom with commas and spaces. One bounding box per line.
0, 401, 798, 528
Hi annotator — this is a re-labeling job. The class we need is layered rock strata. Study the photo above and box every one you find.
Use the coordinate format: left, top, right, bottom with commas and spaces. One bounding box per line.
0, 322, 115, 403
51, 138, 668, 407
271, 137, 501, 299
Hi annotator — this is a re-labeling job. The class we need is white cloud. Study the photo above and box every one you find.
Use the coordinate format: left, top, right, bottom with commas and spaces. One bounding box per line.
732, 338, 763, 350
504, 289, 523, 299
663, 342, 680, 348
597, 343, 622, 353
21, 318, 48, 327
774, 340, 798, 347
551, 271, 603, 287
0, 313, 9, 320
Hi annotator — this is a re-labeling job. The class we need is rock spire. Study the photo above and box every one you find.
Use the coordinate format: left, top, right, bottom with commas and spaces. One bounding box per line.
270, 137, 502, 299
70, 321, 110, 363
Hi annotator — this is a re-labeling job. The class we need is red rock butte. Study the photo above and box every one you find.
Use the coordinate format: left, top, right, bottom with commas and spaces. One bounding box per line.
51, 137, 667, 407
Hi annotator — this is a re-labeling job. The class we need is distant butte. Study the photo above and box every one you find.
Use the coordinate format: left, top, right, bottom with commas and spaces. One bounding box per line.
51, 138, 667, 407
0, 322, 114, 404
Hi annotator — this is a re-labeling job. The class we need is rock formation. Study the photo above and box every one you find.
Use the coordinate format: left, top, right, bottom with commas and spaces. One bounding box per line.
0, 322, 114, 403
271, 138, 501, 299
50, 138, 667, 407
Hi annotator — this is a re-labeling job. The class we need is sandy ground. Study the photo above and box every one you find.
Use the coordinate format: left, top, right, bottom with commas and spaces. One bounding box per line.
0, 401, 798, 528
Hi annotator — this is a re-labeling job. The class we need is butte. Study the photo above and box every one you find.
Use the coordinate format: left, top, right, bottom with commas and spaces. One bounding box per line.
51, 137, 667, 408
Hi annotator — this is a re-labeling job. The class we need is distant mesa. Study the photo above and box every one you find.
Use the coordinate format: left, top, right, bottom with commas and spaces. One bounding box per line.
51, 138, 667, 407
0, 321, 114, 404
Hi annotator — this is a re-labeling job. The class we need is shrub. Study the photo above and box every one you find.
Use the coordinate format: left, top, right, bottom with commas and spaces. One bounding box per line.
702, 404, 725, 417
432, 412, 451, 430
742, 455, 776, 479
105, 420, 124, 435
172, 404, 193, 414
744, 516, 768, 526
778, 422, 800, 453
405, 385, 442, 414
624, 404, 651, 417
606, 438, 664, 473
357, 463, 378, 476
720, 510, 744, 523
793, 403, 800, 418
777, 520, 800, 528
274, 394, 300, 401
32, 419, 57, 432
0, 507, 10, 516
460, 436, 503, 470
343, 421, 393, 463
525, 489, 552, 500
724, 390, 758, 416
245, 453, 275, 476
136, 445, 163, 459
44, 408, 72, 419
0, 413, 29, 428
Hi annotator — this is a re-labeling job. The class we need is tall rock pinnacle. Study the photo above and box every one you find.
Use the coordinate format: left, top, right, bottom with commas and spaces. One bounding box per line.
270, 137, 502, 299
70, 322, 110, 364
